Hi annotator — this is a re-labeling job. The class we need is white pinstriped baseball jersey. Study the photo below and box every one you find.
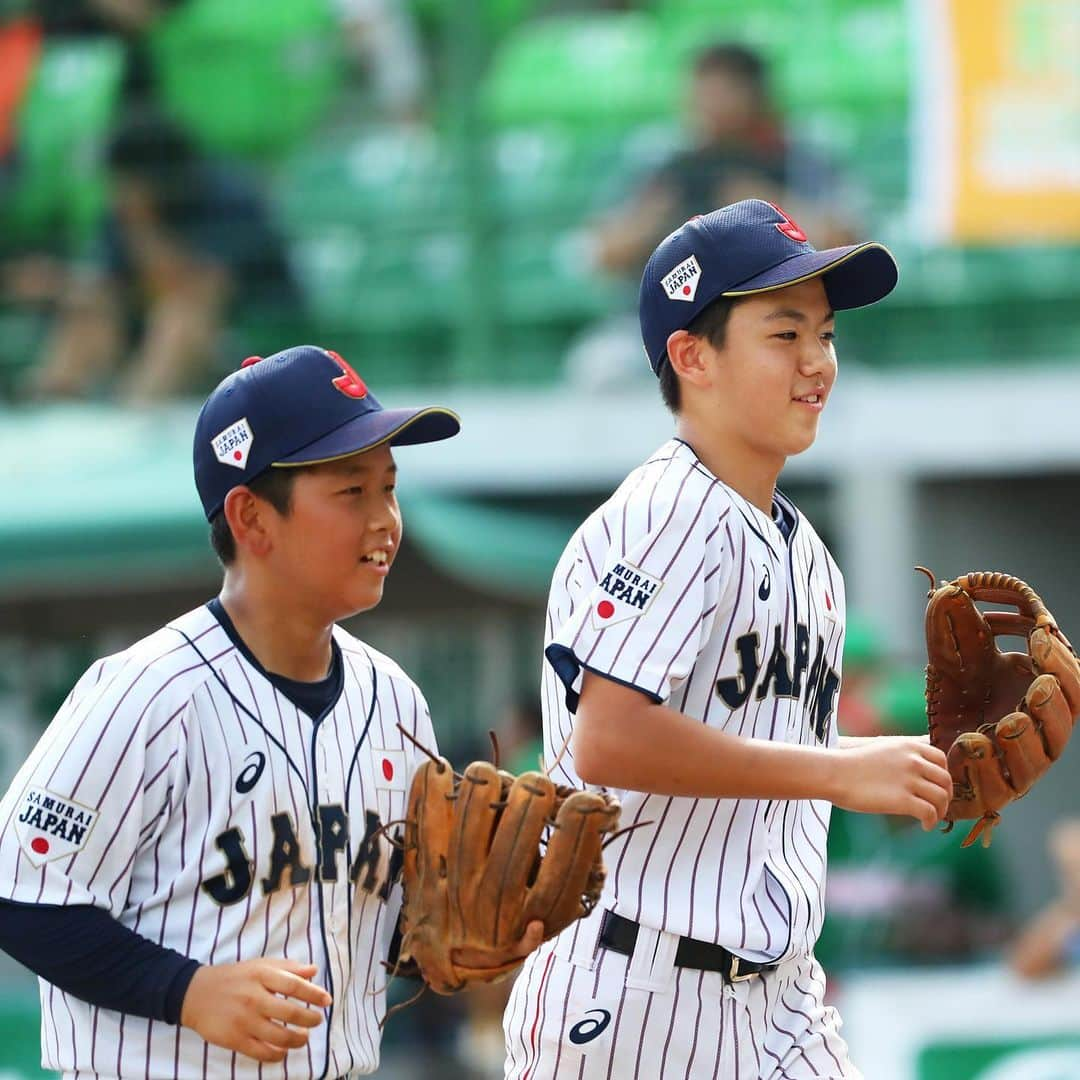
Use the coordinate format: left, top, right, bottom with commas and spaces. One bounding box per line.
0, 603, 432, 1079
543, 437, 845, 962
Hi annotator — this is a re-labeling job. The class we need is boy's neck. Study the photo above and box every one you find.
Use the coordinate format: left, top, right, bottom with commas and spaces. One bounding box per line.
675, 416, 784, 516
218, 576, 335, 683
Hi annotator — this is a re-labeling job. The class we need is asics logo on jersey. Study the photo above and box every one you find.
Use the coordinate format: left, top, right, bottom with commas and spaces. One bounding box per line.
202, 807, 401, 905
759, 567, 771, 600
716, 623, 840, 741
568, 1009, 612, 1045
235, 751, 266, 794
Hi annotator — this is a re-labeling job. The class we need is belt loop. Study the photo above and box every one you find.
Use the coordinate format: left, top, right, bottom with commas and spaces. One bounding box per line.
624, 923, 678, 993
569, 903, 606, 970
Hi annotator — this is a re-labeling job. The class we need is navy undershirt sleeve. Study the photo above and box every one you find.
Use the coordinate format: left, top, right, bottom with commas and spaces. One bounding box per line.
0, 899, 200, 1023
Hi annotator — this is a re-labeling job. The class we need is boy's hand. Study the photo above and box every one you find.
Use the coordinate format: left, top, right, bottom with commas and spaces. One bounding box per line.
829, 735, 951, 830
180, 958, 331, 1063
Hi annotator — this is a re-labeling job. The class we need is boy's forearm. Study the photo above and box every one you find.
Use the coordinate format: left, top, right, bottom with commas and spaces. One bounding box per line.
574, 698, 839, 802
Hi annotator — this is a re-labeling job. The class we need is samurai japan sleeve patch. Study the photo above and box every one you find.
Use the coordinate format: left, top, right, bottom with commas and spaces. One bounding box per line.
15, 787, 99, 866
591, 561, 664, 630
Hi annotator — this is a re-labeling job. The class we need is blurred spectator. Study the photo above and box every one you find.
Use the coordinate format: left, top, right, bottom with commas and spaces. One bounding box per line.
334, 0, 427, 124
27, 108, 302, 402
817, 670, 1012, 974
1009, 819, 1080, 979
591, 42, 862, 278
566, 42, 863, 391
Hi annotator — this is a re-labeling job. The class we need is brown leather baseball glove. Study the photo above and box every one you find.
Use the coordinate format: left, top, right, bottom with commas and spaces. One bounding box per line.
920, 568, 1080, 847
398, 748, 620, 994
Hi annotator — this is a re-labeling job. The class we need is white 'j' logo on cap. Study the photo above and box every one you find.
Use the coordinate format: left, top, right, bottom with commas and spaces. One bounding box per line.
212, 418, 254, 469
661, 255, 702, 302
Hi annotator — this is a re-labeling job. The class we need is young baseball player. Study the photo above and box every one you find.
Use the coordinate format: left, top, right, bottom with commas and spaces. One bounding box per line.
0, 345, 463, 1078
503, 200, 954, 1078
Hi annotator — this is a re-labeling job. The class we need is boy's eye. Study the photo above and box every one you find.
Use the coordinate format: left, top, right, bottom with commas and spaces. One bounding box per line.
821, 331, 836, 342
774, 331, 798, 341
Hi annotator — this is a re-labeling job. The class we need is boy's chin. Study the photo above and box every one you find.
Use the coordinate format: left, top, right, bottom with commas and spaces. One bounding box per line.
784, 426, 821, 456
343, 586, 386, 619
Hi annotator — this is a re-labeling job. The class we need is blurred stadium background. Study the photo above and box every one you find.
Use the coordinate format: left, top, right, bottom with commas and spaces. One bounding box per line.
1, 0, 1078, 1077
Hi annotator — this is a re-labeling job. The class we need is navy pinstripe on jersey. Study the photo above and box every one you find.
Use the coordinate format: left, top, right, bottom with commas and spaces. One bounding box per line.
542, 439, 844, 962
0, 604, 433, 1079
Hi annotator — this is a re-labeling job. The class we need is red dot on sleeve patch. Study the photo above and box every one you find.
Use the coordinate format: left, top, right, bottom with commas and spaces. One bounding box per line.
597, 600, 615, 619
31, 838, 49, 855
382, 758, 394, 781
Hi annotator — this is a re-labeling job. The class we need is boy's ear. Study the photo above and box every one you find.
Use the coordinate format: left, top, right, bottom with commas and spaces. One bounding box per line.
666, 330, 710, 387
223, 486, 273, 557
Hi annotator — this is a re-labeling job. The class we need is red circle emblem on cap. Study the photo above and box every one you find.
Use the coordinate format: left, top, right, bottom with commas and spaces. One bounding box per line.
597, 600, 615, 619
241, 355, 263, 368
382, 758, 394, 781
768, 202, 808, 243
31, 837, 49, 855
326, 349, 368, 400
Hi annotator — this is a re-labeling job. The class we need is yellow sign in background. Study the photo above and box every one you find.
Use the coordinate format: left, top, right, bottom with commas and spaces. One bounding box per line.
929, 0, 1079, 241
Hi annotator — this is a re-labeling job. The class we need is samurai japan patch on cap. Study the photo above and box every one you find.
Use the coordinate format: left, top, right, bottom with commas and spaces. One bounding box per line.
661, 255, 702, 302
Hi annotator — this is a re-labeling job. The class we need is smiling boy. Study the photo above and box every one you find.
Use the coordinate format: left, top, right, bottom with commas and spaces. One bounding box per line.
0, 345, 462, 1078
503, 201, 953, 1079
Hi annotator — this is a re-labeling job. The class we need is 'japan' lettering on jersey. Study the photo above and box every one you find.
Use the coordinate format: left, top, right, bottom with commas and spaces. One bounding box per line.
0, 604, 433, 1079
543, 439, 845, 962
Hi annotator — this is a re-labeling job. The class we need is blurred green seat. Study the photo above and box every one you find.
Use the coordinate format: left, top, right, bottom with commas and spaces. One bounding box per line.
288, 222, 464, 326
483, 13, 680, 129
496, 224, 624, 325
275, 126, 459, 231
838, 245, 1080, 368
2, 37, 124, 252
489, 122, 680, 221
150, 0, 344, 158
654, 0, 908, 112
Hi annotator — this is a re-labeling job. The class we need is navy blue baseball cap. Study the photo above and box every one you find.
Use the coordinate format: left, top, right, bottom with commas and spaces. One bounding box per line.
193, 345, 460, 520
639, 199, 899, 373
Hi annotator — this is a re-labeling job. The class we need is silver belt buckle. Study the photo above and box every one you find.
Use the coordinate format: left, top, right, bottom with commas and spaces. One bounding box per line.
727, 954, 757, 983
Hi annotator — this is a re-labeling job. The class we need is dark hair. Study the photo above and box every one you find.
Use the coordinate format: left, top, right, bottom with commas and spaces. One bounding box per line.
657, 294, 739, 413
692, 43, 768, 100
208, 466, 303, 566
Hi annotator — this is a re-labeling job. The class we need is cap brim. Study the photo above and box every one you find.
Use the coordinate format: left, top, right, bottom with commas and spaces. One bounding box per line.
722, 242, 898, 310
272, 406, 461, 467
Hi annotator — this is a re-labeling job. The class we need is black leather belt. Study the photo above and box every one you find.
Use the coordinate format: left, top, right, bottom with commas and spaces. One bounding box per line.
598, 911, 777, 983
